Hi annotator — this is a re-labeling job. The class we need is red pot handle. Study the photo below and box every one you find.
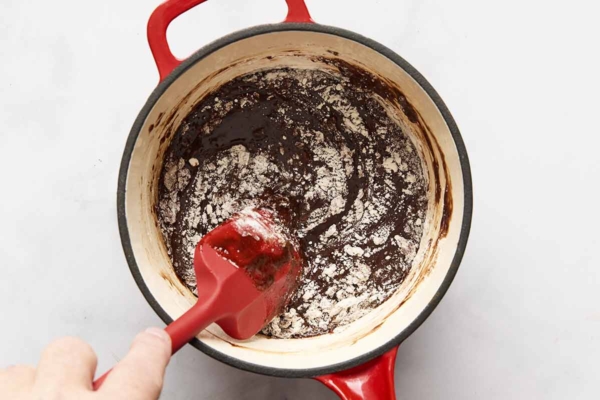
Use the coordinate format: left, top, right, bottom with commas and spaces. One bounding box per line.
147, 0, 314, 82
315, 347, 399, 400
284, 0, 314, 23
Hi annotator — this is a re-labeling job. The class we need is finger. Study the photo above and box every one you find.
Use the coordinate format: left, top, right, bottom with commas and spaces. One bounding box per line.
99, 328, 171, 400
0, 365, 35, 393
34, 337, 97, 392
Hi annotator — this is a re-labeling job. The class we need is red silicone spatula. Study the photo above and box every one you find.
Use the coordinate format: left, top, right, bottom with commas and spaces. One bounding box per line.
93, 207, 302, 389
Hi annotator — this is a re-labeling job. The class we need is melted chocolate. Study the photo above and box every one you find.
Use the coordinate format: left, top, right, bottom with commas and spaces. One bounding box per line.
157, 59, 429, 338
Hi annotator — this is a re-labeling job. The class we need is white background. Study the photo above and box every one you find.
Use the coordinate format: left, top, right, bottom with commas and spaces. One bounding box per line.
1, 0, 599, 398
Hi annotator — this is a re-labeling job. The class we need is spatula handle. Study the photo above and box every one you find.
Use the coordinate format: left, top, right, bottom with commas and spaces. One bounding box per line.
92, 370, 110, 390
165, 298, 224, 353
93, 299, 223, 390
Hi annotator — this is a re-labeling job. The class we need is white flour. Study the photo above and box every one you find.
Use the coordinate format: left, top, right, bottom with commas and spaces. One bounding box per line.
157, 66, 428, 338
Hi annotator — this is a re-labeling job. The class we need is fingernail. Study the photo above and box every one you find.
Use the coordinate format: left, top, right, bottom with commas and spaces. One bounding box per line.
145, 327, 170, 343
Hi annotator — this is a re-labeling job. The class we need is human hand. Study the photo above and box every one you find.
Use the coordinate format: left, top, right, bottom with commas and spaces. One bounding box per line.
0, 328, 171, 400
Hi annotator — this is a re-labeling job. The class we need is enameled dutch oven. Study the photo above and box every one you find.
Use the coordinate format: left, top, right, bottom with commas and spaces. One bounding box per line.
117, 0, 472, 398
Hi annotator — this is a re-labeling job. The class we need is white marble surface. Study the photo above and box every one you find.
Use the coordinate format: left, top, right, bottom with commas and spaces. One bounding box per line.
1, 0, 599, 398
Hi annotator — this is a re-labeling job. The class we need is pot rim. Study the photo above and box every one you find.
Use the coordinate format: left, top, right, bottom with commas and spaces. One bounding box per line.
117, 22, 473, 378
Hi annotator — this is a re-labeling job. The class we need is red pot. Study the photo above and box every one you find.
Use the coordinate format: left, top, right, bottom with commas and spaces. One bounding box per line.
117, 0, 472, 398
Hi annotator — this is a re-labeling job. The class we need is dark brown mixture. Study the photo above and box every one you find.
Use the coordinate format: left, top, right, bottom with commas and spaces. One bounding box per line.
157, 59, 428, 338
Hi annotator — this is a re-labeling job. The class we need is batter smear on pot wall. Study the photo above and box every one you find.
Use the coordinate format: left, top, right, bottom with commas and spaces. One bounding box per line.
156, 60, 429, 338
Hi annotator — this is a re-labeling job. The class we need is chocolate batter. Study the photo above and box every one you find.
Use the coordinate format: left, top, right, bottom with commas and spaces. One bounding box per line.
157, 59, 429, 338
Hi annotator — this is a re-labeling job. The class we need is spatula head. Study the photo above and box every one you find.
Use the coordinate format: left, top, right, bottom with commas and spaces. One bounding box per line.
194, 208, 302, 339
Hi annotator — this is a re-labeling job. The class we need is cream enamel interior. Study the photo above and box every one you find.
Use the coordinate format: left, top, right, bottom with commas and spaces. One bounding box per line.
124, 31, 465, 370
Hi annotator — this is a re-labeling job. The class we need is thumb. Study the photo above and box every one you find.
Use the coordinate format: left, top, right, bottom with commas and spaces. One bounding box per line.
99, 328, 171, 400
